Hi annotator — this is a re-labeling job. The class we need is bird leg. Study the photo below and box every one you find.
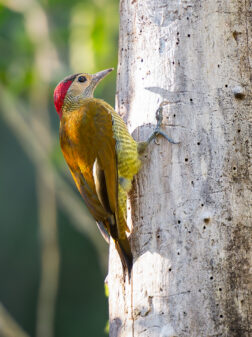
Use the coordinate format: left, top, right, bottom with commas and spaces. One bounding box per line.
137, 101, 179, 154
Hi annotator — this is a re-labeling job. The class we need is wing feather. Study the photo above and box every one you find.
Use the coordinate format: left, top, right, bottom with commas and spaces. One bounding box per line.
60, 100, 120, 238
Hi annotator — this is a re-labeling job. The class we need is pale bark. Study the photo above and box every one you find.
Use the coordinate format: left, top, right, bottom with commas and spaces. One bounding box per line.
108, 0, 252, 336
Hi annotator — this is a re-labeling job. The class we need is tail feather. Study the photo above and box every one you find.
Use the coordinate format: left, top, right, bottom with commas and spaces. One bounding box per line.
96, 221, 110, 244
115, 238, 133, 279
102, 217, 133, 279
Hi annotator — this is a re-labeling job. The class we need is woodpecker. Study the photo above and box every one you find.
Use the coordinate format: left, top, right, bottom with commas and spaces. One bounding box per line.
54, 68, 177, 278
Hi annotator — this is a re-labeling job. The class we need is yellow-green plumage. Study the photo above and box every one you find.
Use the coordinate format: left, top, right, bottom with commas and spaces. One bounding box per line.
103, 100, 141, 234
54, 69, 143, 277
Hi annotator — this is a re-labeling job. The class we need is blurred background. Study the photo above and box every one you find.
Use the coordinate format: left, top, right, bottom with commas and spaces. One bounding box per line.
0, 0, 119, 336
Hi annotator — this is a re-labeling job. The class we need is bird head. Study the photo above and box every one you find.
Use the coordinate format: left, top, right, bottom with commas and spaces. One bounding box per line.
54, 68, 113, 119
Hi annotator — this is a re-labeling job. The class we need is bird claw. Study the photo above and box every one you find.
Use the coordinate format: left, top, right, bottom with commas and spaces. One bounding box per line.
155, 101, 170, 127
145, 101, 179, 146
155, 130, 180, 144
154, 101, 179, 144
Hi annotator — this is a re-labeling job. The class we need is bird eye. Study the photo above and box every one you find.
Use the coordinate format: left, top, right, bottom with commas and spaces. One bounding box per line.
78, 76, 87, 83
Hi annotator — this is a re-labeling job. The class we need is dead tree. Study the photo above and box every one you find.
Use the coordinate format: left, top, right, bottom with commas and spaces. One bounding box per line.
108, 1, 252, 336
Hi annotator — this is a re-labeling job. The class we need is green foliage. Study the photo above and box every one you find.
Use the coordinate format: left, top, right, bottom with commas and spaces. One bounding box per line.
0, 8, 34, 95
0, 0, 118, 336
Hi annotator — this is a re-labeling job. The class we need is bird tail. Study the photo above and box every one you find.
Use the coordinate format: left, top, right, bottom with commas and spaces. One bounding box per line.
96, 221, 110, 244
114, 237, 133, 279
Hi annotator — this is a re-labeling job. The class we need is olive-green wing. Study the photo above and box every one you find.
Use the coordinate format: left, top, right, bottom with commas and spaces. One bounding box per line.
60, 100, 132, 274
87, 100, 118, 222
60, 113, 109, 223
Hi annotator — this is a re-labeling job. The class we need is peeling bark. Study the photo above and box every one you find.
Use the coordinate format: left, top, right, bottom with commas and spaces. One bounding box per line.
108, 1, 252, 336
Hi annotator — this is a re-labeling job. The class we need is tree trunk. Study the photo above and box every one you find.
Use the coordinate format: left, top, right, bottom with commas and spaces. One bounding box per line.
108, 1, 251, 336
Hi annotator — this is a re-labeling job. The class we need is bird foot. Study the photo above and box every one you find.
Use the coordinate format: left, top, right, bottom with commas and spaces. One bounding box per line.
147, 101, 179, 145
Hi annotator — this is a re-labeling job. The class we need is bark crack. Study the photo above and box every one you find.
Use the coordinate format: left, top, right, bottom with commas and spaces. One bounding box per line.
131, 273, 134, 337
244, 0, 252, 80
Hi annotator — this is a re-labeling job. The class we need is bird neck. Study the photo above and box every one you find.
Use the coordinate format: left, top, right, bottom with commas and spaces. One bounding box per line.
62, 94, 94, 116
